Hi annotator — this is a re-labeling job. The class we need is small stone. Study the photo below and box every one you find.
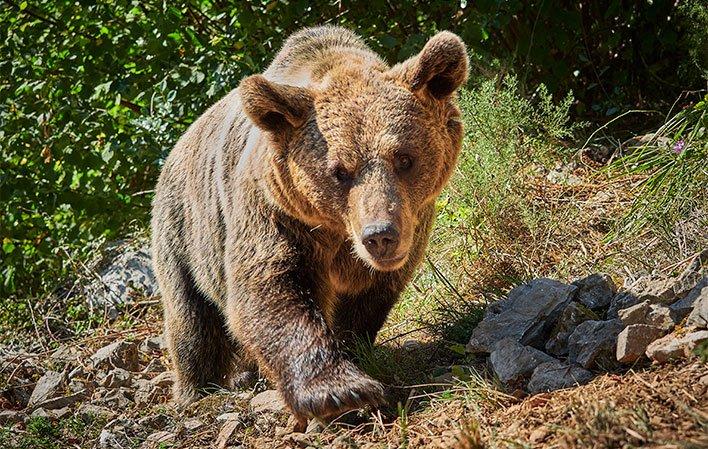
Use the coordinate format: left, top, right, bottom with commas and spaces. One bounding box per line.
34, 391, 86, 410
526, 361, 594, 394
103, 368, 132, 389
99, 429, 116, 448
140, 335, 166, 352
150, 371, 174, 388
250, 390, 286, 414
91, 340, 140, 372
618, 301, 651, 326
30, 408, 51, 419
432, 371, 455, 385
137, 414, 169, 430
529, 427, 550, 444
216, 412, 241, 422
133, 379, 156, 406
645, 330, 708, 363
618, 302, 675, 330
0, 410, 24, 425
68, 366, 85, 379
545, 302, 598, 356
50, 407, 72, 420
77, 404, 116, 422
567, 319, 623, 369
616, 324, 666, 363
96, 387, 134, 408
141, 358, 165, 374
183, 418, 204, 431
285, 432, 314, 446
671, 278, 707, 322
686, 285, 708, 329
489, 338, 556, 386
28, 371, 64, 407
216, 420, 241, 449
143, 430, 175, 447
467, 279, 577, 353
306, 419, 325, 434
401, 340, 422, 351
572, 273, 616, 310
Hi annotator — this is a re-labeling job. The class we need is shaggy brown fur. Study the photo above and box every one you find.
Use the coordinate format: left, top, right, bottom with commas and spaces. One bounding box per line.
151, 25, 468, 428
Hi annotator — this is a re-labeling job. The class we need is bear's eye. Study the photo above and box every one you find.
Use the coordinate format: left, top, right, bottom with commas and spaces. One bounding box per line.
395, 154, 413, 172
333, 166, 353, 185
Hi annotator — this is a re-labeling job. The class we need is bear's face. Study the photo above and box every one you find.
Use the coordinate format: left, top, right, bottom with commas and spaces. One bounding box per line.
240, 32, 468, 271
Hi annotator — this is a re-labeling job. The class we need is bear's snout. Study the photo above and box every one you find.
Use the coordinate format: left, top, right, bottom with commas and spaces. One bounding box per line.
361, 221, 400, 260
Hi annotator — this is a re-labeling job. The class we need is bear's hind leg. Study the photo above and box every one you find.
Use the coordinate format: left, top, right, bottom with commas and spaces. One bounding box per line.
162, 265, 237, 405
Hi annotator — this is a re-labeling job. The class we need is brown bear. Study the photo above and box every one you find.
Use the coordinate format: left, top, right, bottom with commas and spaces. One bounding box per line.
151, 25, 468, 428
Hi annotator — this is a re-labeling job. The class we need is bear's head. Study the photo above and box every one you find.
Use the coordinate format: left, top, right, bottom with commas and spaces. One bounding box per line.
239, 31, 468, 271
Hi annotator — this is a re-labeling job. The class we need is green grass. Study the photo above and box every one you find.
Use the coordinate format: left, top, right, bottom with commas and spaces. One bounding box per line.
608, 94, 708, 240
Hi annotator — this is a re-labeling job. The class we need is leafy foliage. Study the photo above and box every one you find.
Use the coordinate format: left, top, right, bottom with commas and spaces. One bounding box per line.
0, 1, 705, 299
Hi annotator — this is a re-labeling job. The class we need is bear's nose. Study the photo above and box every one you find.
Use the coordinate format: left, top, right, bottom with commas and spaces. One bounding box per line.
361, 222, 400, 259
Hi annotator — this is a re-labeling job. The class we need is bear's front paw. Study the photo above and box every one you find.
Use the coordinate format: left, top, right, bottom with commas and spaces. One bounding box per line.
288, 361, 385, 425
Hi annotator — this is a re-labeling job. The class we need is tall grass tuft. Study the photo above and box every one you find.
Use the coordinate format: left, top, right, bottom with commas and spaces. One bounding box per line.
609, 95, 708, 239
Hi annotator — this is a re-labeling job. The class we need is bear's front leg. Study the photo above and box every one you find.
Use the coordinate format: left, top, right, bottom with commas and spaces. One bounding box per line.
224, 253, 385, 429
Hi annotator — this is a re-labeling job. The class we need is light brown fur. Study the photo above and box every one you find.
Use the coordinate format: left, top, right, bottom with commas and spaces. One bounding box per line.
151, 25, 468, 427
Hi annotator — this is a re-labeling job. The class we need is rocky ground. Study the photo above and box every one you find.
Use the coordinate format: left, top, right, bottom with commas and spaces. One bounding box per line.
1, 250, 706, 448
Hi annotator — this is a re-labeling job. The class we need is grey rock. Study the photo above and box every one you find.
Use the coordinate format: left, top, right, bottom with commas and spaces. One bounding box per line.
646, 305, 675, 330
671, 277, 707, 322
401, 340, 423, 351
250, 390, 286, 414
545, 302, 598, 356
567, 319, 624, 369
30, 408, 51, 419
28, 371, 64, 407
143, 431, 175, 447
102, 368, 132, 389
646, 330, 708, 363
141, 358, 166, 374
137, 414, 169, 430
216, 412, 241, 422
97, 387, 134, 408
618, 301, 675, 330
0, 410, 24, 425
687, 285, 708, 329
618, 301, 650, 325
306, 419, 325, 434
49, 407, 72, 420
572, 273, 616, 310
68, 366, 85, 380
608, 291, 643, 319
140, 335, 165, 353
133, 379, 156, 406
467, 279, 577, 353
77, 404, 116, 422
149, 371, 173, 388
99, 429, 117, 449
489, 338, 556, 385
91, 340, 140, 371
183, 418, 204, 431
526, 361, 594, 394
84, 243, 159, 315
33, 391, 86, 410
616, 324, 666, 363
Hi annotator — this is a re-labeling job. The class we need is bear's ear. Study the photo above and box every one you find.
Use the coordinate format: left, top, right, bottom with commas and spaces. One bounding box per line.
389, 31, 469, 101
238, 75, 313, 133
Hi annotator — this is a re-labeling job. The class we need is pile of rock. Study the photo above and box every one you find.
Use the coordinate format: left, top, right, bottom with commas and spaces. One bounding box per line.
466, 252, 707, 394
82, 241, 159, 319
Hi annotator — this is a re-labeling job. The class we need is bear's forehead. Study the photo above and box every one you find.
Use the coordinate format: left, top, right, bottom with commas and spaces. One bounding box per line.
313, 74, 430, 154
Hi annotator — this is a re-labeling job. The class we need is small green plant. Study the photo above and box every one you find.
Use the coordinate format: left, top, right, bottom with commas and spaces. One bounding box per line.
609, 95, 708, 239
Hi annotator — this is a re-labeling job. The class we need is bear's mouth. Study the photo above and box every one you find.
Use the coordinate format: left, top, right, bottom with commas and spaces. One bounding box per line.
367, 252, 407, 271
